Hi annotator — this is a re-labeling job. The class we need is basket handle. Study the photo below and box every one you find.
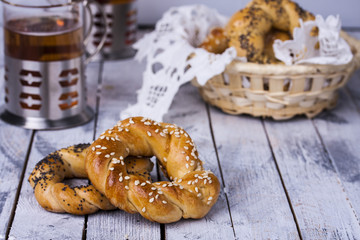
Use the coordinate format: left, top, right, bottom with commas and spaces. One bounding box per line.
341, 31, 360, 70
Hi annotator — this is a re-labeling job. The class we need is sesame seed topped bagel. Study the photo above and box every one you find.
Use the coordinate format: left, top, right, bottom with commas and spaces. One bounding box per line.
29, 117, 220, 223
86, 117, 220, 223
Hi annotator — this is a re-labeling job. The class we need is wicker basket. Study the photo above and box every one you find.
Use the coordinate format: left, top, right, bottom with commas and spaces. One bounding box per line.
192, 32, 360, 120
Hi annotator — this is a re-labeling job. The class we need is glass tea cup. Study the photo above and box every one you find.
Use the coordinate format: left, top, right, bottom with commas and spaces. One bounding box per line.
0, 0, 107, 129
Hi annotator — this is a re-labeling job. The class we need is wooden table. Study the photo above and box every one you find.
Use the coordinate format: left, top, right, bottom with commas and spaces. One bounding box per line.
1, 31, 360, 240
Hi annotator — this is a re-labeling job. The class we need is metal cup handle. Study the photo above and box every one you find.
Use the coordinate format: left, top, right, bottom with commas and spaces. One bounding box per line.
83, 0, 107, 64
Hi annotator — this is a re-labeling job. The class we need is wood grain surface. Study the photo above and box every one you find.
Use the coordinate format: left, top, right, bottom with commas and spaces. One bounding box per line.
8, 63, 100, 240
0, 31, 359, 240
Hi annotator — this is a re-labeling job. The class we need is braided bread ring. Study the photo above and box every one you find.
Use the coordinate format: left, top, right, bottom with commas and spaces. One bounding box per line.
86, 117, 220, 223
29, 144, 153, 215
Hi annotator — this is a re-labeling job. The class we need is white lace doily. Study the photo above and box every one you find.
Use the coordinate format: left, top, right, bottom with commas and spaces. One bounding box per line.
120, 5, 237, 121
273, 15, 353, 65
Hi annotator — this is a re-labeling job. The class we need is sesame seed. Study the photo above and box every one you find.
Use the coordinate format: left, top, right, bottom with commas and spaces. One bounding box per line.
92, 147, 95, 151
188, 181, 192, 185
155, 129, 159, 133
96, 152, 102, 155
155, 194, 159, 199
129, 118, 134, 124
142, 207, 146, 212
162, 184, 167, 187
119, 176, 123, 182
135, 180, 140, 185
124, 176, 130, 180
197, 193, 201, 197
151, 187, 157, 190
111, 137, 115, 141
184, 146, 189, 150
101, 146, 107, 150
109, 167, 114, 171
140, 182, 146, 186
105, 154, 110, 158
162, 200, 167, 204
96, 145, 101, 148
207, 201, 211, 205
204, 179, 207, 184
209, 180, 212, 184
146, 180, 151, 184
125, 186, 129, 190
185, 163, 189, 169
158, 190, 163, 194
100, 136, 105, 139
120, 156, 124, 160
106, 137, 109, 140
149, 198, 154, 203
178, 179, 183, 183
118, 127, 123, 132
160, 132, 166, 137
110, 152, 115, 156
195, 187, 199, 192
125, 128, 129, 132
179, 185, 184, 189
186, 156, 190, 161
149, 192, 153, 196
121, 161, 124, 165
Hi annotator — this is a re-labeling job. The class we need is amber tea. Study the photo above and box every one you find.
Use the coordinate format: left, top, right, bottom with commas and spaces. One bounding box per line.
4, 17, 83, 62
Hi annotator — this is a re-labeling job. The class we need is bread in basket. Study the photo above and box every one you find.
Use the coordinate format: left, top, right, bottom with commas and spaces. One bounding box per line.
193, 31, 360, 120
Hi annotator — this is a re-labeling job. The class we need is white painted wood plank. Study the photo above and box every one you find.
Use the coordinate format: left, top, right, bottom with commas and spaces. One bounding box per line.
208, 109, 300, 239
163, 84, 234, 239
313, 89, 360, 225
312, 31, 360, 220
86, 60, 161, 239
0, 68, 33, 239
9, 62, 100, 240
264, 117, 360, 239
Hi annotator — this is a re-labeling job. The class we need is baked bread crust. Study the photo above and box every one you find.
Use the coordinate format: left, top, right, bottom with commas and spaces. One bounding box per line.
201, 0, 315, 63
86, 117, 220, 223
